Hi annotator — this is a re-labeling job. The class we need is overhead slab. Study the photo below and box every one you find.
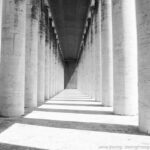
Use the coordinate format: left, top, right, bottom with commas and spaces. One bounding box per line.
49, 0, 91, 60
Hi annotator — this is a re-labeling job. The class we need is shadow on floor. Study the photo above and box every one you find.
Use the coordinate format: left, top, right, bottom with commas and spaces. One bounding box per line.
16, 117, 145, 136
44, 103, 103, 107
35, 108, 114, 115
50, 99, 94, 102
0, 119, 19, 135
0, 143, 47, 150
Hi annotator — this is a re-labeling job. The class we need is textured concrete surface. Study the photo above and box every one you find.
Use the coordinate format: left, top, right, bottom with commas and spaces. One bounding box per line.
112, 0, 138, 115
45, 6, 50, 100
136, 0, 150, 134
0, 0, 26, 117
94, 0, 102, 102
37, 6, 46, 103
25, 0, 39, 108
49, 40, 55, 97
0, 89, 148, 150
101, 0, 113, 107
0, 0, 2, 60
45, 42, 50, 100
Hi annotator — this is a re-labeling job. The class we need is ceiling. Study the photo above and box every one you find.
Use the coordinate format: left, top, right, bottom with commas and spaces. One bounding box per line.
49, 0, 91, 60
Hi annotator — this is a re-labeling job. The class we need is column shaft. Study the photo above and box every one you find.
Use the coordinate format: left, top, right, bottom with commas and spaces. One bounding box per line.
54, 41, 56, 95
95, 0, 102, 102
25, 0, 39, 108
49, 32, 53, 98
45, 7, 50, 100
112, 0, 138, 115
38, 10, 45, 103
92, 15, 96, 99
0, 0, 3, 60
136, 0, 150, 133
51, 36, 55, 97
45, 41, 50, 99
101, 0, 113, 106
0, 0, 26, 116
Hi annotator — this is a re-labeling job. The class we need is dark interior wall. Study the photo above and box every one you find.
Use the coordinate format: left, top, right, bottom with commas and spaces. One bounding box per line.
64, 60, 77, 89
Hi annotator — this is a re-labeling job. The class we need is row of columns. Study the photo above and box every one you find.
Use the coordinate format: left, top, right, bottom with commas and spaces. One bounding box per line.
78, 0, 137, 113
0, 0, 64, 117
77, 0, 150, 134
77, 2, 102, 102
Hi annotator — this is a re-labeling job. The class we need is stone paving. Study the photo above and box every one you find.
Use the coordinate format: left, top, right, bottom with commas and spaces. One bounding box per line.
0, 90, 149, 150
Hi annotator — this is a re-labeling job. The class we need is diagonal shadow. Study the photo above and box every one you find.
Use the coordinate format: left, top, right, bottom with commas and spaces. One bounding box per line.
53, 97, 91, 98
0, 120, 14, 135
44, 103, 103, 107
50, 100, 95, 102
0, 106, 38, 135
35, 108, 114, 115
0, 143, 47, 150
16, 118, 146, 136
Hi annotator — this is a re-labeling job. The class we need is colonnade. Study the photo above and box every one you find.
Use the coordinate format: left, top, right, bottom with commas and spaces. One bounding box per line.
0, 0, 64, 117
1, 0, 150, 135
77, 0, 102, 102
77, 0, 150, 134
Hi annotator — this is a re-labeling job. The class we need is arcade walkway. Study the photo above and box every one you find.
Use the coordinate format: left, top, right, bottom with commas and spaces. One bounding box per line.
0, 90, 149, 150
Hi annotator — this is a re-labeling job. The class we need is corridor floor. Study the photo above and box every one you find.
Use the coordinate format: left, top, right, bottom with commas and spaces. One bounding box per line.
0, 90, 149, 150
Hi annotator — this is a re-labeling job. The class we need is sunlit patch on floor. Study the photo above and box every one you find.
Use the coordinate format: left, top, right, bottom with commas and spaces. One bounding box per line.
0, 90, 148, 150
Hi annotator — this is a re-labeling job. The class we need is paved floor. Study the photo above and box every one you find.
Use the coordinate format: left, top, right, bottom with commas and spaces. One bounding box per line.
0, 89, 149, 150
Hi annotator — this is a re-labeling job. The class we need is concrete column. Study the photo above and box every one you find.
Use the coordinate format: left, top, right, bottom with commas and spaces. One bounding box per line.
25, 0, 39, 108
112, 0, 138, 115
49, 40, 52, 97
0, 0, 26, 117
84, 44, 88, 94
136, 0, 150, 134
95, 0, 102, 102
51, 39, 54, 96
58, 54, 61, 92
59, 59, 61, 91
91, 15, 96, 99
45, 7, 50, 100
84, 25, 89, 95
48, 21, 52, 97
38, 8, 45, 103
59, 56, 63, 91
55, 44, 58, 94
62, 60, 64, 90
0, 0, 3, 60
45, 39, 50, 100
87, 25, 91, 96
89, 24, 92, 97
53, 40, 57, 95
51, 34, 55, 96
49, 27, 53, 98
56, 44, 59, 93
85, 42, 88, 95
89, 24, 93, 98
57, 53, 59, 92
101, 0, 113, 106
60, 59, 64, 91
